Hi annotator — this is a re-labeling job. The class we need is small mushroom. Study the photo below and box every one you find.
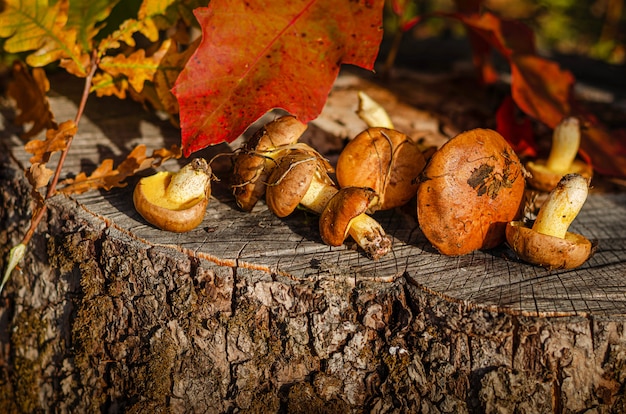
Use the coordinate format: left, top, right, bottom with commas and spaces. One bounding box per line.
336, 127, 426, 211
417, 128, 526, 255
231, 115, 307, 211
526, 117, 593, 191
265, 149, 335, 218
266, 148, 392, 259
319, 186, 392, 260
133, 158, 212, 232
506, 173, 593, 269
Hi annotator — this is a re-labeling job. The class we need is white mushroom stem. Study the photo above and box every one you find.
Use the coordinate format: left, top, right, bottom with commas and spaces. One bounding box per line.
165, 158, 212, 203
546, 117, 581, 174
299, 172, 389, 256
532, 173, 589, 239
357, 91, 394, 129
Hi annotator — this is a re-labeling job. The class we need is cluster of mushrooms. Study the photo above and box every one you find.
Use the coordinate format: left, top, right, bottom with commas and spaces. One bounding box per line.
133, 94, 595, 270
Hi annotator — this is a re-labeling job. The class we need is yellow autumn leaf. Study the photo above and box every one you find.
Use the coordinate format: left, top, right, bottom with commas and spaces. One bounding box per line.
139, 0, 177, 23
0, 0, 85, 74
91, 72, 128, 99
97, 17, 159, 53
153, 38, 199, 114
99, 40, 171, 93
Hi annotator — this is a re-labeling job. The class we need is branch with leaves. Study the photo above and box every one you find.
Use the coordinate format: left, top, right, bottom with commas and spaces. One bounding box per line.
0, 0, 198, 290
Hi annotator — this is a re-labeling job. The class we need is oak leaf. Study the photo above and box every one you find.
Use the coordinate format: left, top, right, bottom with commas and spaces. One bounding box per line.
67, 0, 121, 50
27, 163, 55, 190
24, 120, 77, 164
59, 144, 181, 194
99, 40, 170, 93
0, 0, 85, 74
91, 72, 129, 99
7, 61, 57, 139
173, 0, 385, 156
153, 38, 200, 114
96, 3, 160, 53
495, 95, 536, 158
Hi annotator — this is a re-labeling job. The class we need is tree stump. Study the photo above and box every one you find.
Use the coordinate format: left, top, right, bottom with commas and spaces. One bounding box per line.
1, 70, 626, 413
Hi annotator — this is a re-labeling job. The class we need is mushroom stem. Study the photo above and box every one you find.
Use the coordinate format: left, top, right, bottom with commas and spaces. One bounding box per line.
346, 214, 391, 259
545, 117, 581, 174
165, 158, 212, 204
299, 173, 338, 214
532, 173, 589, 239
298, 174, 390, 258
357, 91, 394, 129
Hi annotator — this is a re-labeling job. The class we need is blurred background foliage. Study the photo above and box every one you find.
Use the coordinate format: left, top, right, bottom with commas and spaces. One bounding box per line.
383, 0, 626, 64
486, 0, 625, 64
1, 0, 623, 91
380, 0, 626, 96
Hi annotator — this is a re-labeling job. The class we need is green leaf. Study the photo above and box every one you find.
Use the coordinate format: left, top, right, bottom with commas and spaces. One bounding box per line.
1, 244, 25, 295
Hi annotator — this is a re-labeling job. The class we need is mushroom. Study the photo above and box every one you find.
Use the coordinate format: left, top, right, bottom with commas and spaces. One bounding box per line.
336, 127, 426, 211
265, 149, 335, 218
318, 186, 392, 260
417, 128, 526, 256
506, 173, 593, 269
265, 148, 392, 259
526, 117, 593, 192
231, 115, 307, 211
133, 158, 212, 232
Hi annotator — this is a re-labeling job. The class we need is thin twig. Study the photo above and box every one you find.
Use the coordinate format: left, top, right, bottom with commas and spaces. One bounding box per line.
21, 52, 99, 247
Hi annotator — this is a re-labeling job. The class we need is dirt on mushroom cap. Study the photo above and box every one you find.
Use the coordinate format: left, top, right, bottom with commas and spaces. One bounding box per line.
417, 128, 526, 256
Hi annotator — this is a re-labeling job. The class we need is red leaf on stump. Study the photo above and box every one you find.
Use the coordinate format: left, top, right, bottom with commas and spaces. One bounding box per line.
173, 0, 384, 156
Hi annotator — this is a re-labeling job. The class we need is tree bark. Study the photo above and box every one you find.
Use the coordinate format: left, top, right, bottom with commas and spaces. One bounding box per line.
1, 70, 625, 413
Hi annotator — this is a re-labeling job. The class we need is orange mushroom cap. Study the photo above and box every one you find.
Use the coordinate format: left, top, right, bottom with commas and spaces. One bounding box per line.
417, 128, 526, 255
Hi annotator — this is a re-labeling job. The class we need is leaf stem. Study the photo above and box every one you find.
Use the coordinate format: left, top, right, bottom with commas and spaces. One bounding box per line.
47, 53, 99, 200
15, 54, 98, 252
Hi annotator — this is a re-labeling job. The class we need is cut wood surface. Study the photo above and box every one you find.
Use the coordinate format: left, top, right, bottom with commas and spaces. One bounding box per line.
1, 69, 626, 412
9, 70, 625, 317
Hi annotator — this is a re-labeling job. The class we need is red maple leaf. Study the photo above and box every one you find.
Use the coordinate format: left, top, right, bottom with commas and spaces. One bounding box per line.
173, 0, 384, 156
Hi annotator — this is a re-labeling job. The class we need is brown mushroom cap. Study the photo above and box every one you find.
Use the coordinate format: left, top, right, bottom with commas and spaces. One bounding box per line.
231, 116, 307, 211
265, 150, 318, 218
526, 159, 593, 192
133, 172, 210, 233
336, 127, 426, 211
417, 128, 526, 255
506, 221, 592, 269
319, 187, 378, 246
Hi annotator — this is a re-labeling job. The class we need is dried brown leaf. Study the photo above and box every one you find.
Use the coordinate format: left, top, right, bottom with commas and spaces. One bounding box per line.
7, 61, 57, 139
27, 163, 55, 189
24, 120, 77, 164
59, 144, 181, 194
